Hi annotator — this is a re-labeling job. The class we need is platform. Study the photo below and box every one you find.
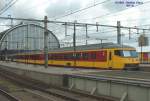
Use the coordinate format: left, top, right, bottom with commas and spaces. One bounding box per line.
0, 61, 106, 75
76, 70, 150, 80
140, 64, 150, 67
0, 61, 150, 80
139, 64, 150, 71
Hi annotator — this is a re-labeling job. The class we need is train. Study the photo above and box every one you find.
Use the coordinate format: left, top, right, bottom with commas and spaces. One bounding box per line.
8, 43, 139, 70
139, 52, 150, 64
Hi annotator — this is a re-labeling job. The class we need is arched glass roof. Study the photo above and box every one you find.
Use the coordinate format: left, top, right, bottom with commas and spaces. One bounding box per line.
0, 24, 60, 51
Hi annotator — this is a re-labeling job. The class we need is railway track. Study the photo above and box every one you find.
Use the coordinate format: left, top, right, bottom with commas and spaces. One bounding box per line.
0, 77, 66, 101
0, 70, 79, 101
0, 88, 20, 101
0, 67, 117, 101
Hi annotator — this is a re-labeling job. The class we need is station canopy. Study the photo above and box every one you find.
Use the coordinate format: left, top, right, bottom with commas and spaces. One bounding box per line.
0, 23, 60, 53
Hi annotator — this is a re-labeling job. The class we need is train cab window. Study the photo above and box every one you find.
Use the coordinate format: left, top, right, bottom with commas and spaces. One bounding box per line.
123, 51, 130, 57
130, 50, 138, 57
114, 50, 137, 57
122, 50, 138, 57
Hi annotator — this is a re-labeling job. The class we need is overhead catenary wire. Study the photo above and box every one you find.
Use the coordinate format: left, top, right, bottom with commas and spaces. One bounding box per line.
0, 15, 149, 43
0, 0, 14, 13
0, 16, 147, 51
81, 17, 150, 24
0, 0, 149, 29
51, 23, 115, 32
0, 16, 149, 31
0, 0, 19, 15
60, 29, 117, 40
0, 16, 149, 48
53, 0, 111, 20
48, 25, 117, 41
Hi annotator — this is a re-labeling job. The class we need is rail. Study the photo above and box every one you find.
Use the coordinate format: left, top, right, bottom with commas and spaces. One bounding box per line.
0, 88, 20, 101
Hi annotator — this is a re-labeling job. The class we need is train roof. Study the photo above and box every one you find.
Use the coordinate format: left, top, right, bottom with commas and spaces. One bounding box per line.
49, 43, 135, 52
10, 43, 135, 55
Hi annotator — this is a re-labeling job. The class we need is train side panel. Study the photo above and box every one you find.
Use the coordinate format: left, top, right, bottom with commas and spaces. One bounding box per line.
10, 47, 140, 70
139, 52, 150, 64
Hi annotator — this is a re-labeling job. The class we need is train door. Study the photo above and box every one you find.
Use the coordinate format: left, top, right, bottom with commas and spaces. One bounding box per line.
108, 50, 113, 69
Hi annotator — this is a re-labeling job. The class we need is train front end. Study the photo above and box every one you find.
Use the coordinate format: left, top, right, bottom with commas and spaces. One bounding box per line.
113, 49, 139, 70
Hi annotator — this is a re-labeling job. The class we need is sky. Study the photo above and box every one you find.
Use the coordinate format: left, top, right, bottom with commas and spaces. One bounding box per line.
0, 0, 150, 51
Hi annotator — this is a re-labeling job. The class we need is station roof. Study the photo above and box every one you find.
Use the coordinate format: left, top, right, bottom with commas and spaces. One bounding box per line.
0, 30, 9, 40
0, 23, 60, 50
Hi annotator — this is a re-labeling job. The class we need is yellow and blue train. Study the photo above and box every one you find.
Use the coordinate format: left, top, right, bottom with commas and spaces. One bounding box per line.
9, 43, 139, 70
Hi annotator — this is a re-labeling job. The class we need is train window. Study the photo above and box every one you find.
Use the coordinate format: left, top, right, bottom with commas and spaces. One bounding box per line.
56, 54, 59, 59
59, 54, 63, 59
114, 50, 122, 56
130, 51, 138, 57
64, 53, 74, 60
51, 54, 54, 59
69, 53, 74, 59
52, 54, 56, 59
115, 50, 137, 57
54, 55, 57, 59
64, 54, 67, 59
82, 53, 88, 60
76, 53, 81, 59
56, 54, 60, 59
67, 54, 70, 59
91, 53, 96, 59
48, 54, 52, 59
109, 52, 112, 60
123, 51, 130, 57
122, 50, 138, 57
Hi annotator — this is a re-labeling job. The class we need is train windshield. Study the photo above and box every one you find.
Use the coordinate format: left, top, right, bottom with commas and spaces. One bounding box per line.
115, 50, 137, 57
